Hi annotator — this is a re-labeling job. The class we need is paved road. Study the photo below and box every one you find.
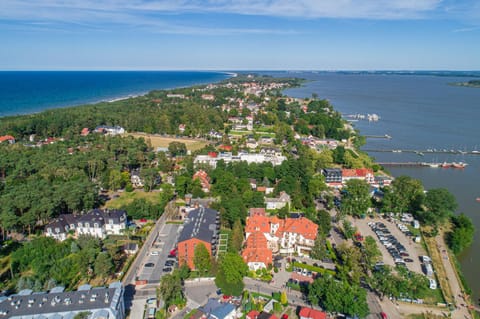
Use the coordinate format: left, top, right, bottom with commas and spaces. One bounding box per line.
123, 205, 182, 319
436, 231, 472, 319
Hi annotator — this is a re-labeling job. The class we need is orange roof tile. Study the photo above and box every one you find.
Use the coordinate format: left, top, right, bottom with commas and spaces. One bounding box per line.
245, 215, 271, 234
242, 231, 272, 266
299, 307, 327, 319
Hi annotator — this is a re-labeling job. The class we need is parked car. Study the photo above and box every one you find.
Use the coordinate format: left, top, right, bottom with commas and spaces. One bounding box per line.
162, 267, 172, 273
145, 263, 155, 268
150, 251, 159, 256
404, 258, 414, 263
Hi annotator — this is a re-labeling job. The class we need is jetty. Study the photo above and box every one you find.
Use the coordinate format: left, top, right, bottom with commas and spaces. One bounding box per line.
378, 162, 467, 168
364, 148, 480, 155
364, 134, 392, 139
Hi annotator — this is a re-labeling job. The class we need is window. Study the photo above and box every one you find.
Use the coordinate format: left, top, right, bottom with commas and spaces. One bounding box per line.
85, 222, 90, 228
109, 219, 114, 225
94, 223, 99, 228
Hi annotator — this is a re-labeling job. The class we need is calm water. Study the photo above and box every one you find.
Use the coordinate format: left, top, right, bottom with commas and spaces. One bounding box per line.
282, 72, 480, 301
0, 71, 230, 117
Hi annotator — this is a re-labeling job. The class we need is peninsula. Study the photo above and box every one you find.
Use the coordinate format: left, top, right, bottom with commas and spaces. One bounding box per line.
450, 79, 480, 88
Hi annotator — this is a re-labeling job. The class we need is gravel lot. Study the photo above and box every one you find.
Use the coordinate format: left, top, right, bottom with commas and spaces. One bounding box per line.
353, 217, 427, 274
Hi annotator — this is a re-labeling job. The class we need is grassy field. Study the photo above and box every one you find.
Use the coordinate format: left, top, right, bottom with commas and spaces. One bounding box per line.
104, 190, 160, 209
422, 229, 454, 305
128, 133, 208, 151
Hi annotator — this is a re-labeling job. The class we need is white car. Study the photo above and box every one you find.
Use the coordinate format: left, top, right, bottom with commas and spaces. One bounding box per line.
150, 251, 160, 256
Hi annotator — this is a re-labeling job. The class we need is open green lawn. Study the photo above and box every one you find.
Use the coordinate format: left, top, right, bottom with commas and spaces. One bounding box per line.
104, 190, 160, 209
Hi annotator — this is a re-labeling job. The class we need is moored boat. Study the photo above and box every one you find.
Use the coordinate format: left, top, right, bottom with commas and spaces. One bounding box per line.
451, 162, 468, 168
441, 162, 451, 168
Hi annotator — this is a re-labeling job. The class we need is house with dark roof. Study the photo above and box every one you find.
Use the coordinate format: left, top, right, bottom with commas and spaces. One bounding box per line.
45, 209, 127, 241
0, 282, 125, 319
322, 168, 342, 187
177, 207, 220, 269
198, 298, 236, 319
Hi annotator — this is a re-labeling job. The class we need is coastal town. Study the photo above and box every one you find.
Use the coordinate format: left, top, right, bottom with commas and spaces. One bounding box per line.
0, 74, 476, 319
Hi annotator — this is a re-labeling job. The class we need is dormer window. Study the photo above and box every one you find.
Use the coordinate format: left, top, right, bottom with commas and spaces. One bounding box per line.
94, 223, 99, 228
109, 219, 114, 225
47, 228, 52, 234
55, 227, 60, 233
85, 222, 90, 228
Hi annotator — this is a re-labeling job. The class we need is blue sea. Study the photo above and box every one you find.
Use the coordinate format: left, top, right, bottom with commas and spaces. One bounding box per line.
0, 71, 231, 117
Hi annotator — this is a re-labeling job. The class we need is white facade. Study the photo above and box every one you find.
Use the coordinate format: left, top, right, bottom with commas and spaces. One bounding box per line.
194, 152, 286, 168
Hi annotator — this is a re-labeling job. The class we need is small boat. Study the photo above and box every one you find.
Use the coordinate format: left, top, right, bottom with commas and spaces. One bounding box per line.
428, 163, 440, 168
441, 162, 451, 168
476, 197, 480, 202
451, 162, 468, 168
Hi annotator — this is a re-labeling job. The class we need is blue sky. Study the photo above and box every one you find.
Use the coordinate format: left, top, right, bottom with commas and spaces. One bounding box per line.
1, 0, 479, 70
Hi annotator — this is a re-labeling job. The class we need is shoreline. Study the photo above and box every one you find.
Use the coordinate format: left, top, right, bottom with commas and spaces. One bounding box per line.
0, 71, 233, 119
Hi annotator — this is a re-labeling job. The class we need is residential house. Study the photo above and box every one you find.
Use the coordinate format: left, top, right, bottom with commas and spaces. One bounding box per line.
246, 138, 258, 149
0, 282, 125, 319
177, 207, 220, 269
193, 170, 211, 193
198, 298, 236, 319
298, 307, 327, 319
242, 231, 272, 271
373, 175, 393, 187
259, 136, 274, 145
94, 125, 125, 135
131, 169, 144, 188
322, 168, 342, 188
44, 214, 77, 241
265, 191, 291, 210
342, 168, 375, 184
123, 242, 139, 255
45, 209, 127, 240
80, 128, 90, 136
0, 135, 15, 144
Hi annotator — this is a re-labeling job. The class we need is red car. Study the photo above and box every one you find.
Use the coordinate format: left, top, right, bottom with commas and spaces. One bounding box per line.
169, 248, 177, 257
281, 314, 288, 319
380, 312, 387, 319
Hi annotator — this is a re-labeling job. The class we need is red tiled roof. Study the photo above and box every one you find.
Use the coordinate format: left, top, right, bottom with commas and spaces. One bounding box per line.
242, 231, 272, 266
247, 311, 260, 319
256, 186, 267, 192
0, 135, 15, 143
218, 144, 233, 151
277, 217, 318, 240
299, 307, 327, 319
342, 168, 373, 178
245, 215, 271, 234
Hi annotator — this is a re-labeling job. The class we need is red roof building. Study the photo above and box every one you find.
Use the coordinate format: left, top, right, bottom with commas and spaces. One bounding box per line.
218, 144, 233, 152
242, 231, 272, 271
80, 128, 90, 136
193, 170, 211, 193
245, 215, 271, 235
0, 135, 15, 144
342, 168, 375, 184
298, 307, 327, 319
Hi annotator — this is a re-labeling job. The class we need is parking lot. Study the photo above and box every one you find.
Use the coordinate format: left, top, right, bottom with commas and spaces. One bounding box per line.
137, 223, 182, 282
353, 217, 426, 275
